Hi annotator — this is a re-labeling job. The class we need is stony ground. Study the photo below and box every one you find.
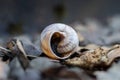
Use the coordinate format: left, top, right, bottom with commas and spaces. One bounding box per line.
1, 17, 120, 80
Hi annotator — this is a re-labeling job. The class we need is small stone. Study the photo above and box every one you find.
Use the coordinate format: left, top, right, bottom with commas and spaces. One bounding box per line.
0, 61, 9, 80
9, 58, 25, 79
19, 68, 41, 80
14, 35, 42, 56
30, 57, 61, 71
95, 63, 120, 80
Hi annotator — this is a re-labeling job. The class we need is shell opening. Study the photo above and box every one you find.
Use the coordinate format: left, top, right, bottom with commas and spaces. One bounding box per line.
50, 32, 76, 58
50, 32, 65, 57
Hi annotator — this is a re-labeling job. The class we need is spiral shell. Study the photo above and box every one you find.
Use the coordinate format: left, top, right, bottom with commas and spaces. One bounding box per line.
40, 23, 79, 59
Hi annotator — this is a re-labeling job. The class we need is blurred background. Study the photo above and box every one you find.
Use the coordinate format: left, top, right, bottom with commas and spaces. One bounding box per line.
1, 1, 120, 80
0, 0, 120, 36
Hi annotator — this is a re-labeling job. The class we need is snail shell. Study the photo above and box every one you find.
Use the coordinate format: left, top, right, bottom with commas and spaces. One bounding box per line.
40, 23, 79, 59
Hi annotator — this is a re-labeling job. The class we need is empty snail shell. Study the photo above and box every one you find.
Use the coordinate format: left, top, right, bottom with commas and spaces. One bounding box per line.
40, 23, 79, 59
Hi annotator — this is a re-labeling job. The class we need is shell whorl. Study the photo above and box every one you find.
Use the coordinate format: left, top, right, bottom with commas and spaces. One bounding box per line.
40, 23, 79, 59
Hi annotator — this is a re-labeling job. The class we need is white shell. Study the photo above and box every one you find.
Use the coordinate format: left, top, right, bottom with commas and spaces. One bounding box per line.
40, 23, 79, 59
